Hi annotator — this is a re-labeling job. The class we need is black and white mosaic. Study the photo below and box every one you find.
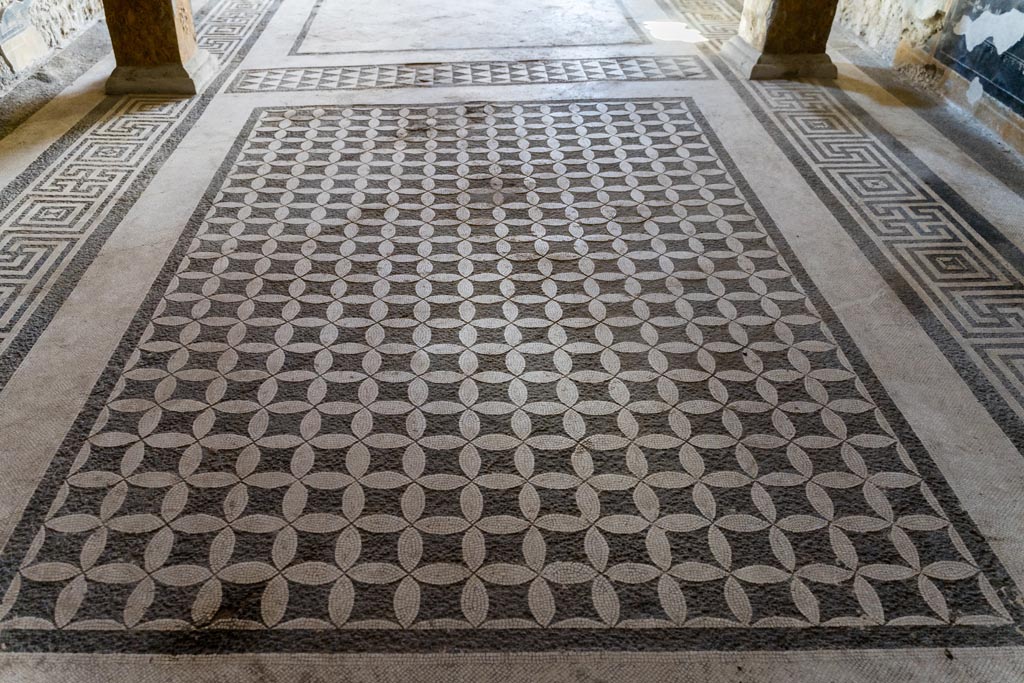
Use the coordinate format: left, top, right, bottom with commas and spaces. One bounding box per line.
657, 0, 740, 48
738, 79, 1024, 453
653, 0, 1024, 457
0, 99, 1018, 652
227, 56, 714, 94
0, 0, 280, 389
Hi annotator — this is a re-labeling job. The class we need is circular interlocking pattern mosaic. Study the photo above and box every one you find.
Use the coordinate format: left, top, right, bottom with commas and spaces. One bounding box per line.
0, 100, 1012, 635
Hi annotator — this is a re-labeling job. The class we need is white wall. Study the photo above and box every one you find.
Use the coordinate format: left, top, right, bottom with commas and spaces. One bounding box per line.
0, 0, 102, 90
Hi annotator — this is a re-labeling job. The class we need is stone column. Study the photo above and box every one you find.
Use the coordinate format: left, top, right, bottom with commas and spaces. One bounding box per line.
102, 0, 217, 95
721, 0, 839, 79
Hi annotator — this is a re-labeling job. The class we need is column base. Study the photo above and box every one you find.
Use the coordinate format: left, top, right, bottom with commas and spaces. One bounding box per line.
720, 36, 838, 80
105, 49, 219, 95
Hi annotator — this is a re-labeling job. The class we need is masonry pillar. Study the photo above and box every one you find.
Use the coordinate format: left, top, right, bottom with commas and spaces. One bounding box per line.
102, 0, 217, 95
720, 0, 839, 79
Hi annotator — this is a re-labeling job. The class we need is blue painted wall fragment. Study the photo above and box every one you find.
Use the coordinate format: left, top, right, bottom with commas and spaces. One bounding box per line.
0, 0, 35, 42
936, 1, 1024, 117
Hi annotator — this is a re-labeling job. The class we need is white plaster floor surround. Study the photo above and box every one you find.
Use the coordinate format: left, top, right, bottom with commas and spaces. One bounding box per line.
1, 0, 1024, 680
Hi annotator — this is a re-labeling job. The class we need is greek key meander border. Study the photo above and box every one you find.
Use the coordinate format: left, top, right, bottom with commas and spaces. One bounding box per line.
0, 97, 1020, 654
0, 0, 285, 391
225, 55, 716, 94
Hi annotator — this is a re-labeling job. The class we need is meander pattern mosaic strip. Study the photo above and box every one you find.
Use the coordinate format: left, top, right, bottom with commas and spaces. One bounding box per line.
0, 100, 1017, 647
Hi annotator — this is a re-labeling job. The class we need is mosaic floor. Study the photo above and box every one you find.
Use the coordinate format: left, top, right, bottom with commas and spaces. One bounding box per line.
1, 0, 1024, 680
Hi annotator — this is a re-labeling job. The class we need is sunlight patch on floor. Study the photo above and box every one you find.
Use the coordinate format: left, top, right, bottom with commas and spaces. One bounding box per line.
643, 20, 708, 44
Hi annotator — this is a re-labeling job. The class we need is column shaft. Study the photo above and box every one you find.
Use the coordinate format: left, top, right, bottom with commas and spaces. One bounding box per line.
721, 0, 840, 79
102, 0, 217, 95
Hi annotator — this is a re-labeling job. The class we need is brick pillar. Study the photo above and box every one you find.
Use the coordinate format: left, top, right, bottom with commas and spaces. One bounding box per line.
102, 0, 217, 95
721, 0, 840, 79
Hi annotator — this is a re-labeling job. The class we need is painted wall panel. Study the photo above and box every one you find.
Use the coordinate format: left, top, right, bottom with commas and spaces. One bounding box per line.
936, 0, 1024, 116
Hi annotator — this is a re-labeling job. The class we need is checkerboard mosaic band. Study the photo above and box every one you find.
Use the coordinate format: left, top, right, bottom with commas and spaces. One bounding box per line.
0, 101, 1012, 641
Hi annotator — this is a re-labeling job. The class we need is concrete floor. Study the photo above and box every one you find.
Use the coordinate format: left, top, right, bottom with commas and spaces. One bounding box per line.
1, 0, 1024, 680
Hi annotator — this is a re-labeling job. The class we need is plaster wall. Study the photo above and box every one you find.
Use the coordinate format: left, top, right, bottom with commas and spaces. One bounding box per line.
837, 0, 949, 58
0, 0, 101, 91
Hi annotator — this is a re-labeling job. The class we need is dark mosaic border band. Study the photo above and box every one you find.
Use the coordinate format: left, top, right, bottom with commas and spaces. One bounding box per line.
0, 0, 285, 392
226, 55, 715, 93
0, 98, 1020, 653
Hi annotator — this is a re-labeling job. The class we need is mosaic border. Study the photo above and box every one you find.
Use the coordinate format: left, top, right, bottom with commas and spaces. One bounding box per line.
0, 97, 1020, 653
